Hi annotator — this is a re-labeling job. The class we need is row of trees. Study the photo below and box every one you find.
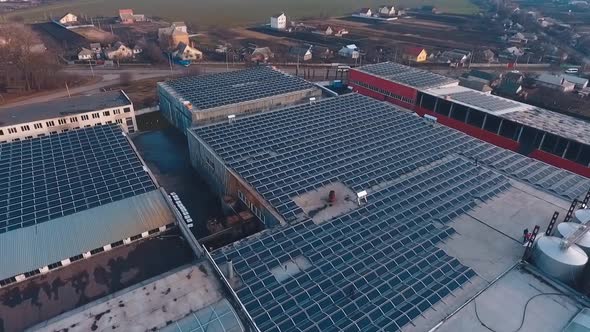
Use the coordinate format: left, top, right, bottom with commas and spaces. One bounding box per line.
0, 23, 75, 92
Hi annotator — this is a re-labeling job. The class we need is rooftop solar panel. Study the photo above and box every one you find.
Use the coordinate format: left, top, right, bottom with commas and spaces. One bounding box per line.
192, 94, 590, 331
448, 90, 520, 112
0, 124, 157, 234
162, 66, 316, 111
357, 62, 457, 89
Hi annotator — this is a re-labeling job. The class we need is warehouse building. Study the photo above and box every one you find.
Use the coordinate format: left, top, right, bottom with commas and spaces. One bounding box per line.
349, 62, 590, 177
188, 94, 590, 331
158, 66, 321, 132
0, 91, 137, 143
0, 124, 180, 289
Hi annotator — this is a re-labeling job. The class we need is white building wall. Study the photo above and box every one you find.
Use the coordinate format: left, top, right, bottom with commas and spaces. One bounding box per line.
270, 14, 286, 30
0, 103, 137, 143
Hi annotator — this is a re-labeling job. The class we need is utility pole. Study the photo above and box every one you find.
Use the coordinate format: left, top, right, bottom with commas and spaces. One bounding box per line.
89, 60, 94, 76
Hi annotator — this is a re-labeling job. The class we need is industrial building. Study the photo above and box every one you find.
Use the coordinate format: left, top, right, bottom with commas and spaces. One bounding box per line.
0, 90, 137, 143
189, 93, 590, 331
349, 62, 590, 177
158, 66, 321, 132
0, 124, 179, 289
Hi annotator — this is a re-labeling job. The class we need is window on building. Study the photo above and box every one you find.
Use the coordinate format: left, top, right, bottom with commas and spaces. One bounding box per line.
553, 138, 569, 157
435, 99, 452, 117
50, 131, 57, 135
70, 117, 78, 122
92, 113, 100, 119
20, 125, 30, 131
124, 107, 131, 113
58, 119, 67, 125
62, 129, 69, 133
7, 128, 17, 134
498, 120, 519, 140
34, 123, 43, 129
565, 141, 582, 162
450, 104, 468, 122
125, 118, 133, 125
116, 119, 123, 124
46, 121, 55, 127
466, 109, 485, 128
114, 109, 121, 115
84, 125, 91, 128
577, 145, 590, 166
0, 129, 4, 135
81, 115, 89, 120
95, 122, 102, 126
103, 111, 110, 116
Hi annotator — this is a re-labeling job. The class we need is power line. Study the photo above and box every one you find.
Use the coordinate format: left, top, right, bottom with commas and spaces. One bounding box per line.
474, 292, 581, 332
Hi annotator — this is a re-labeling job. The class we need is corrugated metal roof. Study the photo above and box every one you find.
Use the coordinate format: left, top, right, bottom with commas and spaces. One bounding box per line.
0, 190, 175, 281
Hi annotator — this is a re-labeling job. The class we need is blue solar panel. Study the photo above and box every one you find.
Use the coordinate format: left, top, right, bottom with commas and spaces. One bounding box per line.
0, 124, 156, 234
198, 94, 590, 331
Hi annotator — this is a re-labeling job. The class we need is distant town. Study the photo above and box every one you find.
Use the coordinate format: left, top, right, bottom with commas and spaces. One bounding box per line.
1, 1, 590, 332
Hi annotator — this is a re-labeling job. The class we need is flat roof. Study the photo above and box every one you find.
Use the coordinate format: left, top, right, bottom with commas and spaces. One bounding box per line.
0, 234, 195, 332
34, 262, 243, 332
160, 66, 317, 111
0, 124, 156, 234
193, 94, 590, 331
354, 62, 459, 89
0, 91, 131, 127
423, 85, 590, 146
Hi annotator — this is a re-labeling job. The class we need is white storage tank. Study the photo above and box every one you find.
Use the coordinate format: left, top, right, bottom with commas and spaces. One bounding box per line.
532, 236, 588, 285
556, 222, 590, 255
574, 209, 590, 224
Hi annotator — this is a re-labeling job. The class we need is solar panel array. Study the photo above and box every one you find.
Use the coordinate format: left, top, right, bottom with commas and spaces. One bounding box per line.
502, 107, 590, 146
162, 66, 315, 111
196, 94, 590, 331
448, 90, 520, 113
0, 124, 157, 234
357, 62, 457, 89
193, 94, 590, 331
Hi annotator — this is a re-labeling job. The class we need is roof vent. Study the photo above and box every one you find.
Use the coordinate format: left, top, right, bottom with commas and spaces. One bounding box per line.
356, 190, 368, 206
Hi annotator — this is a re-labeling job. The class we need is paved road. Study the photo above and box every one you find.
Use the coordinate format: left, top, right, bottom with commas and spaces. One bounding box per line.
0, 64, 343, 108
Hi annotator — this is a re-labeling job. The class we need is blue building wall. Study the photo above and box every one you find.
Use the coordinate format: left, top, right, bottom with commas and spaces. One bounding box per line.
158, 84, 194, 134
187, 131, 281, 228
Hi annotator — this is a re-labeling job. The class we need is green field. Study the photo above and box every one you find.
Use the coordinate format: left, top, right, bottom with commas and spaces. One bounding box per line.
4, 0, 479, 27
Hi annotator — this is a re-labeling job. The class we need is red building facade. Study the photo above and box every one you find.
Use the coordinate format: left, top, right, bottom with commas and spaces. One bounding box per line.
349, 66, 590, 178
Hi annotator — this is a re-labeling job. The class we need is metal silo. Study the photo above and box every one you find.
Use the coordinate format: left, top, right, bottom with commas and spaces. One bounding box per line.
556, 222, 590, 255
574, 209, 590, 224
532, 236, 588, 285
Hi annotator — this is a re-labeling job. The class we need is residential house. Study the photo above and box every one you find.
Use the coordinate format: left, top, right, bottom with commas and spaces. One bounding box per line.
270, 13, 287, 30
438, 49, 470, 65
379, 5, 396, 16
482, 49, 496, 63
119, 9, 135, 24
250, 47, 274, 62
58, 13, 77, 25
118, 9, 145, 24
173, 42, 203, 62
105, 42, 133, 60
339, 44, 360, 59
402, 47, 428, 62
132, 45, 143, 56
158, 22, 189, 50
508, 32, 527, 44
90, 43, 102, 52
536, 73, 575, 92
465, 69, 500, 86
289, 45, 313, 61
314, 25, 333, 36
503, 46, 525, 57
312, 46, 333, 60
562, 74, 589, 90
359, 8, 373, 17
334, 28, 349, 37
496, 72, 524, 97
78, 48, 94, 60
